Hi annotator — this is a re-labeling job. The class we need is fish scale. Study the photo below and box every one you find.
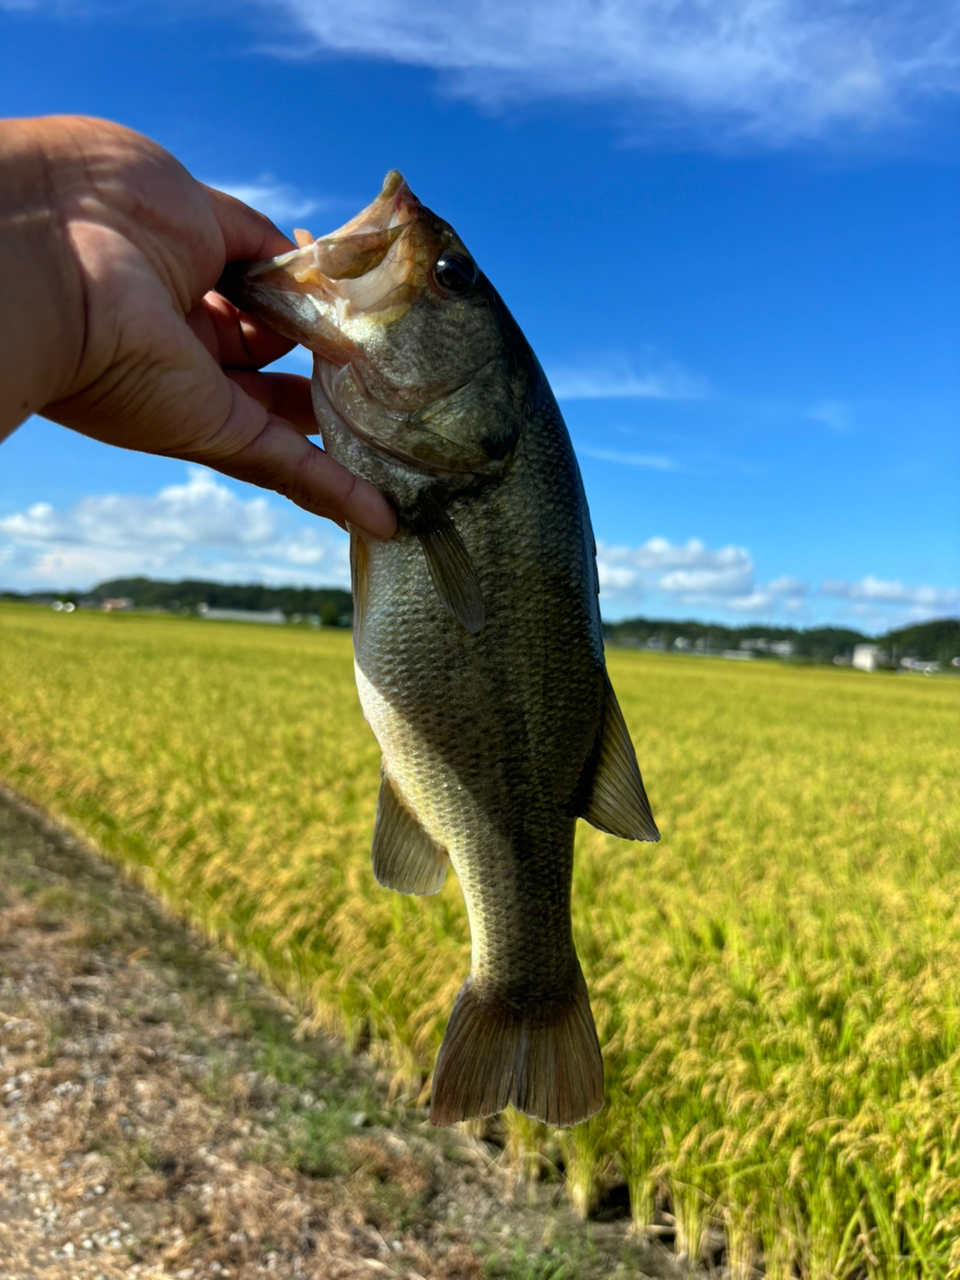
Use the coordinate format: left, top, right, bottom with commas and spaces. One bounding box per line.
219, 170, 658, 1127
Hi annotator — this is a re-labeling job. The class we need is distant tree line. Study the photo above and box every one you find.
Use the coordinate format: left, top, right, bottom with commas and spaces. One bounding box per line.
603, 615, 960, 666
2, 577, 354, 627
882, 618, 960, 668
3, 577, 958, 663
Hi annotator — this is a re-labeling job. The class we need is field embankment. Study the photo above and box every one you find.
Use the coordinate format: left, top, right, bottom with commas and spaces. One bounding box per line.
2, 603, 959, 1277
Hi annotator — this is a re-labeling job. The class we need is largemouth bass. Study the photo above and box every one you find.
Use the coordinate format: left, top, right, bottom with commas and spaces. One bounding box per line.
220, 173, 659, 1128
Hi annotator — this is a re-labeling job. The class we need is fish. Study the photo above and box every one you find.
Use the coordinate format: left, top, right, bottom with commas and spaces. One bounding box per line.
218, 172, 659, 1128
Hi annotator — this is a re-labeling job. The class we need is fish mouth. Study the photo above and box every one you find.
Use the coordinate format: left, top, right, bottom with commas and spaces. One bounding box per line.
241, 171, 426, 365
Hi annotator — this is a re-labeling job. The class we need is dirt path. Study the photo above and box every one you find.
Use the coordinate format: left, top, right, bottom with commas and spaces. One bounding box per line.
0, 788, 687, 1280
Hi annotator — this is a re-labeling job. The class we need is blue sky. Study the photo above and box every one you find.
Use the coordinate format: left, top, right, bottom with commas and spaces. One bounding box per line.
1, 0, 958, 630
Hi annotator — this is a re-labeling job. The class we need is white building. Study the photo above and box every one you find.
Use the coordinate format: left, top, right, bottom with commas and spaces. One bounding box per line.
852, 644, 886, 673
197, 605, 286, 625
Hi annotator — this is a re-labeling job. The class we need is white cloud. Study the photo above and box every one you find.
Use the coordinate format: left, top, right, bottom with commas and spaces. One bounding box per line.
597, 543, 959, 626
580, 448, 677, 472
547, 358, 708, 402
7, 469, 955, 633
1, 468, 276, 549
821, 575, 960, 610
724, 577, 808, 613
722, 590, 780, 613
601, 536, 751, 574
0, 468, 350, 590
596, 538, 820, 616
597, 536, 757, 601
767, 575, 807, 599
268, 0, 960, 144
660, 562, 755, 597
807, 399, 854, 433
596, 562, 639, 593
208, 176, 332, 229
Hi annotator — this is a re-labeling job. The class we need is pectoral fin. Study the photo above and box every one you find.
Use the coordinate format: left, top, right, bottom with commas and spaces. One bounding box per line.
579, 677, 660, 842
412, 493, 485, 635
372, 771, 449, 896
349, 531, 369, 638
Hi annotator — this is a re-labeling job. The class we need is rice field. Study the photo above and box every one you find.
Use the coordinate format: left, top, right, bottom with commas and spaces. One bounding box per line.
2, 601, 959, 1276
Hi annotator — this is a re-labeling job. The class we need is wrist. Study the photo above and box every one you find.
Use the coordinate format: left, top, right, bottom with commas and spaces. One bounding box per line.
0, 117, 86, 439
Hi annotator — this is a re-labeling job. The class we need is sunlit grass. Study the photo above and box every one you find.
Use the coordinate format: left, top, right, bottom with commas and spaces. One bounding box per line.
2, 602, 959, 1275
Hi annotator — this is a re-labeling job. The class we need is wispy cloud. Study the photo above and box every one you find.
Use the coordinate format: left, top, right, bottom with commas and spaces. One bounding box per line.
547, 360, 706, 399
807, 399, 855, 433
546, 356, 708, 402
580, 448, 677, 472
821, 575, 960, 611
208, 176, 332, 229
724, 578, 809, 614
268, 0, 960, 145
0, 468, 350, 590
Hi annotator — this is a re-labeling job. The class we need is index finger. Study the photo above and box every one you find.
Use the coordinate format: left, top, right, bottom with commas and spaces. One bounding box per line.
203, 183, 297, 265
198, 288, 298, 370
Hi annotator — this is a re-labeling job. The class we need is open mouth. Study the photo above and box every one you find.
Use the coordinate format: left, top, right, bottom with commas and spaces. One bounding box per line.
241, 171, 423, 348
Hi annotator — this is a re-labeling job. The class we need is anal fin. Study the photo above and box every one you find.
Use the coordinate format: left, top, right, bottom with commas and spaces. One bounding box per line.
579, 677, 659, 842
372, 771, 449, 896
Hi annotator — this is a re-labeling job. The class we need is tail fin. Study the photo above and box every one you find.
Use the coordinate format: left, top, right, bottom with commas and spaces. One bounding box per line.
428, 969, 604, 1127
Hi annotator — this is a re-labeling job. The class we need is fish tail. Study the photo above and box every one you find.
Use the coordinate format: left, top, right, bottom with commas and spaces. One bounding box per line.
428, 968, 603, 1128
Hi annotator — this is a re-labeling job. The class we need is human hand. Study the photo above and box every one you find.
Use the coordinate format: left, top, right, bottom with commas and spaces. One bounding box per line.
0, 116, 397, 538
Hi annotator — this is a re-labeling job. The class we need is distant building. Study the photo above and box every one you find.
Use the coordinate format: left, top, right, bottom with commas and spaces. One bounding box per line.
900, 657, 942, 675
852, 644, 886, 672
738, 637, 795, 658
101, 597, 132, 612
197, 604, 286, 625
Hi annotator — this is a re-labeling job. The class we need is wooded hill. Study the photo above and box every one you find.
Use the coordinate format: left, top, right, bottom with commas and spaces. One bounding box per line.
883, 617, 960, 666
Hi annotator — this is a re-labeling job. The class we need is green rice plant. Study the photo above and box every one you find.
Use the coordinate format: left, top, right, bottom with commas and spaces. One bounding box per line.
2, 602, 959, 1275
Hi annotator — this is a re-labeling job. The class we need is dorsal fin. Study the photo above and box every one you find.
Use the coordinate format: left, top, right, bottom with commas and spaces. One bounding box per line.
579, 677, 659, 842
372, 771, 449, 896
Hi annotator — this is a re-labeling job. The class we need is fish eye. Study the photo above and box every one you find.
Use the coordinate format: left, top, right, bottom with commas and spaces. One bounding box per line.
432, 253, 478, 296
